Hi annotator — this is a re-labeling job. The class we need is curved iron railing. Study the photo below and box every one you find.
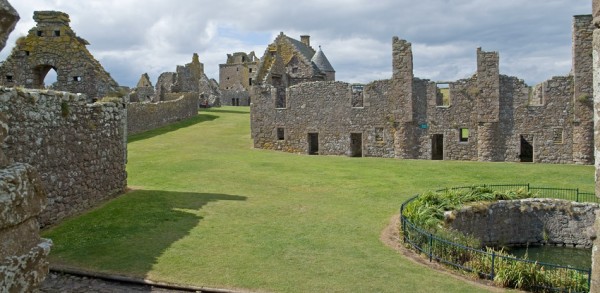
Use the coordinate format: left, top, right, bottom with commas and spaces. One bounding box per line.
400, 184, 595, 293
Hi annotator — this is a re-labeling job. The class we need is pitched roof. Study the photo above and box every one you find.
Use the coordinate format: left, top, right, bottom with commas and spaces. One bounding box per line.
284, 35, 315, 62
311, 47, 335, 73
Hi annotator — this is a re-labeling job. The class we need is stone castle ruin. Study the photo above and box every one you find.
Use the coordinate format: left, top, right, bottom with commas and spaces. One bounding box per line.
219, 51, 259, 106
251, 18, 594, 165
131, 53, 221, 107
0, 11, 120, 100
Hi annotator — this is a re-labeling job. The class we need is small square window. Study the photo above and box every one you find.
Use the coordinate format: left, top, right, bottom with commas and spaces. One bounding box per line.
73, 76, 82, 82
36, 31, 43, 37
249, 68, 253, 73
6, 75, 13, 82
24, 51, 30, 56
54, 30, 60, 37
292, 67, 298, 74
459, 128, 469, 142
277, 128, 285, 140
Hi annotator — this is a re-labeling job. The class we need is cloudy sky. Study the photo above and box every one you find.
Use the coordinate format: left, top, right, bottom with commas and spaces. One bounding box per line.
1, 0, 591, 88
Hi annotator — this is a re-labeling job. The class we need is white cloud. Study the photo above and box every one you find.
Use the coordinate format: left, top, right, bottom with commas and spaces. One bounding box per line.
0, 0, 591, 87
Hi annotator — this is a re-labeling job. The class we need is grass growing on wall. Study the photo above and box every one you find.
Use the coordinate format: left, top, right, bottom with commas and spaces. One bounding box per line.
42, 106, 594, 293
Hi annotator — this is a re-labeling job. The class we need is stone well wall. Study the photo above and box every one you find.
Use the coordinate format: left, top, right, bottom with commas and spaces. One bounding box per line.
127, 92, 198, 136
446, 199, 599, 248
0, 87, 127, 227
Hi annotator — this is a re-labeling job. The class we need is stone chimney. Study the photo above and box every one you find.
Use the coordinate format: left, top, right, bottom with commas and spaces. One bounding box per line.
300, 35, 310, 47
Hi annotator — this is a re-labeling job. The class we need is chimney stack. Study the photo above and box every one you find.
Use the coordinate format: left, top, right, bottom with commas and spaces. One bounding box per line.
300, 35, 310, 47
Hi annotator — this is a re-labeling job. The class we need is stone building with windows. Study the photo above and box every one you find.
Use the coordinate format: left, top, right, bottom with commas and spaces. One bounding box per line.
219, 51, 258, 106
0, 11, 119, 100
251, 16, 593, 165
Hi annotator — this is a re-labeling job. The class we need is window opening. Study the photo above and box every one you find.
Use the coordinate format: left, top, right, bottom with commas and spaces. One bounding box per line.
459, 128, 469, 142
54, 30, 60, 37
36, 30, 43, 37
277, 128, 285, 140
436, 83, 450, 106
352, 84, 364, 107
6, 75, 13, 82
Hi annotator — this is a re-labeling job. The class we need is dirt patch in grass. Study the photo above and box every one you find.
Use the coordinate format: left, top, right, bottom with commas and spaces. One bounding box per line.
380, 215, 516, 293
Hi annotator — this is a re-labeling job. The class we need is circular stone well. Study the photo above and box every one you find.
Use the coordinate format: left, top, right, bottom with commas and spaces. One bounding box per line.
444, 198, 600, 248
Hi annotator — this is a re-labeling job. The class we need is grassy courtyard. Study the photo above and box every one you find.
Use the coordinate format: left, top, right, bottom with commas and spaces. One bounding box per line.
42, 106, 594, 292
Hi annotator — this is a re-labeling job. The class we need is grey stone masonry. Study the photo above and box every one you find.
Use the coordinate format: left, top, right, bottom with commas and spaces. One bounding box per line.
592, 1, 600, 291
0, 164, 52, 292
127, 93, 198, 136
446, 199, 599, 248
0, 11, 120, 101
252, 15, 593, 165
0, 87, 127, 227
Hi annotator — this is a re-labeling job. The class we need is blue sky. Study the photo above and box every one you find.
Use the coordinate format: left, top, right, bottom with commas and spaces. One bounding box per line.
1, 0, 591, 88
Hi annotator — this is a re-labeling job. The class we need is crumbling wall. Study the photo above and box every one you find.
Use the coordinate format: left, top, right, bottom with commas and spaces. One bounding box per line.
127, 93, 198, 136
573, 15, 595, 165
0, 11, 119, 100
591, 0, 600, 290
0, 87, 127, 226
0, 2, 52, 291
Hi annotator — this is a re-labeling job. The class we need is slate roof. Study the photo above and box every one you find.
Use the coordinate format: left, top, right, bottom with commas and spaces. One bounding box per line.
311, 47, 335, 73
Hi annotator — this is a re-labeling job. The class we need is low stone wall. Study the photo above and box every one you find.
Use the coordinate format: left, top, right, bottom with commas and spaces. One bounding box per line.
127, 92, 198, 136
0, 163, 52, 291
0, 87, 127, 227
446, 198, 600, 248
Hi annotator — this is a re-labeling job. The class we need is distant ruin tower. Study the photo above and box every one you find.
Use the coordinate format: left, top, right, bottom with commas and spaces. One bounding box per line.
476, 48, 501, 162
391, 37, 416, 159
572, 14, 595, 165
0, 11, 119, 100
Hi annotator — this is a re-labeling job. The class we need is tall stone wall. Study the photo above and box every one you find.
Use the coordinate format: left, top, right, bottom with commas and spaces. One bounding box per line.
251, 33, 586, 165
127, 93, 198, 136
573, 15, 595, 165
591, 1, 600, 291
0, 87, 127, 226
447, 199, 599, 248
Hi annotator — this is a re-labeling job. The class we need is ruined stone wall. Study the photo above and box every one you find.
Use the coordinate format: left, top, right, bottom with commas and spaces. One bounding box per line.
127, 93, 198, 135
0, 164, 52, 291
0, 11, 119, 100
447, 199, 599, 248
221, 89, 250, 106
251, 80, 397, 157
0, 87, 127, 226
573, 15, 595, 164
591, 1, 600, 290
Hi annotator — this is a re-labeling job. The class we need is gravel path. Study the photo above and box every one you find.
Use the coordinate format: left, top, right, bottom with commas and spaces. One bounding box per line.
39, 272, 195, 293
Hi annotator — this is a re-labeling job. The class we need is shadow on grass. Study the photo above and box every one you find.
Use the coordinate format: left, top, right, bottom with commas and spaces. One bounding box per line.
44, 190, 246, 277
128, 113, 218, 143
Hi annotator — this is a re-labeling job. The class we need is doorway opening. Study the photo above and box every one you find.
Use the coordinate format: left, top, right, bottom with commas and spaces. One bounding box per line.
520, 135, 533, 162
432, 134, 444, 160
308, 133, 319, 155
350, 133, 362, 157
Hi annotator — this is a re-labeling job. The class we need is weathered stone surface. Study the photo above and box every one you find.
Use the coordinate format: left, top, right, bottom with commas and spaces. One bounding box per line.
0, 238, 52, 292
251, 16, 593, 165
0, 0, 18, 52
591, 6, 600, 290
219, 51, 258, 106
127, 93, 198, 136
0, 163, 45, 230
446, 199, 600, 248
0, 87, 127, 227
0, 11, 119, 100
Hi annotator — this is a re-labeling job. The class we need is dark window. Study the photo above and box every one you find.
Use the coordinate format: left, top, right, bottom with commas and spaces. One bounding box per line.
36, 31, 43, 37
6, 75, 13, 82
25, 51, 30, 56
249, 78, 252, 86
459, 128, 469, 142
249, 68, 253, 73
73, 76, 82, 82
54, 30, 60, 37
277, 128, 285, 140
292, 67, 298, 74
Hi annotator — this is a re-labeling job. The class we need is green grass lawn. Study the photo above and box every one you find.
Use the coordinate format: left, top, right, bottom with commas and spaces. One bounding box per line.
43, 106, 594, 292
